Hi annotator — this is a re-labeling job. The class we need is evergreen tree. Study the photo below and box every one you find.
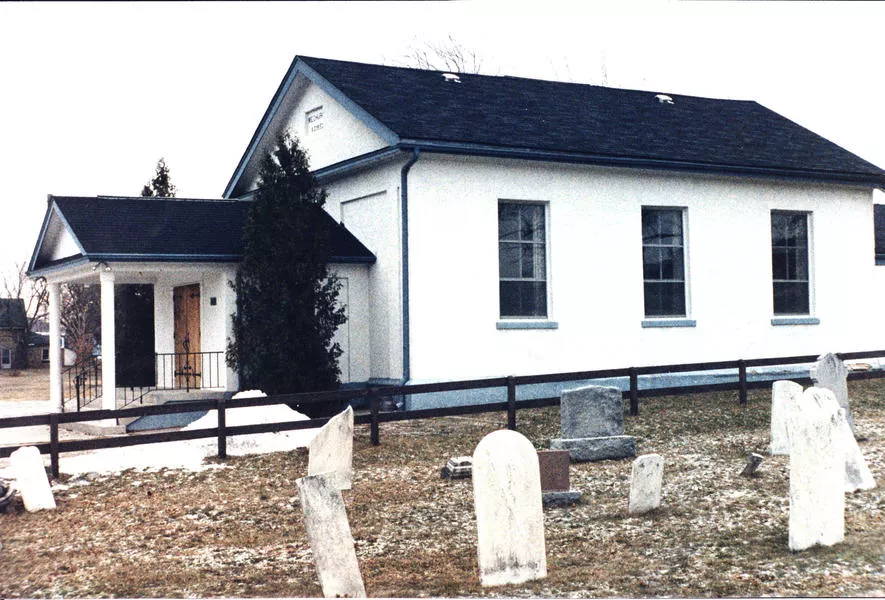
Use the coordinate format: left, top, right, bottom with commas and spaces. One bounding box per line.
140, 158, 177, 197
227, 132, 346, 406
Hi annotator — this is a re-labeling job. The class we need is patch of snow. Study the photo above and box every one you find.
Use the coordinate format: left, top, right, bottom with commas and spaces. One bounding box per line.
55, 403, 320, 477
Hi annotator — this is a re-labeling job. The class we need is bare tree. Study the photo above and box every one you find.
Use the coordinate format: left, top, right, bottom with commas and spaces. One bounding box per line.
400, 35, 485, 74
1, 260, 47, 368
60, 284, 101, 366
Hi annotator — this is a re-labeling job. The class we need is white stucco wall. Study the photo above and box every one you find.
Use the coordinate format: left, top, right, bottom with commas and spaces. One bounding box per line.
282, 76, 388, 172
403, 154, 885, 381
330, 263, 371, 384
323, 160, 406, 383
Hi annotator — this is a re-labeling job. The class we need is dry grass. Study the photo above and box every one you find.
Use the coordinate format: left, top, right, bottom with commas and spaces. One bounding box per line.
0, 368, 49, 402
1, 380, 884, 598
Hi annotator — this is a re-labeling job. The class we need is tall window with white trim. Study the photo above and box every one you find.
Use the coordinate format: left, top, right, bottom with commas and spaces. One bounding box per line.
771, 211, 810, 315
642, 207, 687, 317
498, 202, 547, 318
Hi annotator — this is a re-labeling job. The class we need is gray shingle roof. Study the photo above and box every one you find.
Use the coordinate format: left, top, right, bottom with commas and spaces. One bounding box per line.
280, 56, 885, 186
29, 196, 375, 273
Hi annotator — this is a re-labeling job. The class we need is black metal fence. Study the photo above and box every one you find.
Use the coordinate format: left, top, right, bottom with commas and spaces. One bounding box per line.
6, 349, 885, 480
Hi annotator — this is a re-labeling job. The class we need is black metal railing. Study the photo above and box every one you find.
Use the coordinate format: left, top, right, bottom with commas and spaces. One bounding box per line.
63, 356, 102, 412
62, 351, 225, 411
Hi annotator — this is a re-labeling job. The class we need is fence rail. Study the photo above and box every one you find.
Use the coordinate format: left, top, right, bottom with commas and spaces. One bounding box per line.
4, 349, 884, 480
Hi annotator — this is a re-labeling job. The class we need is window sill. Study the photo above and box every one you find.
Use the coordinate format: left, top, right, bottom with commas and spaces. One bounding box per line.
496, 320, 559, 330
642, 318, 696, 328
771, 316, 820, 326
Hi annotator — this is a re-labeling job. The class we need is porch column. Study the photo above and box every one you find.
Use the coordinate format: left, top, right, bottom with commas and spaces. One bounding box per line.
48, 282, 62, 413
100, 270, 116, 411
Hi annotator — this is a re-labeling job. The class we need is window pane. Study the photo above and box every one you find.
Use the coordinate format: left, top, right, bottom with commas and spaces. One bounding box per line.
644, 282, 686, 317
772, 248, 788, 280
643, 246, 661, 280
784, 215, 807, 247
658, 211, 682, 244
519, 205, 544, 241
500, 281, 547, 317
498, 204, 520, 241
771, 214, 788, 246
499, 242, 520, 278
659, 247, 684, 280
774, 281, 809, 314
641, 210, 659, 244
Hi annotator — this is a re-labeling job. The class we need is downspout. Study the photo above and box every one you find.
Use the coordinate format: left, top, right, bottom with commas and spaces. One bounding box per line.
400, 148, 420, 385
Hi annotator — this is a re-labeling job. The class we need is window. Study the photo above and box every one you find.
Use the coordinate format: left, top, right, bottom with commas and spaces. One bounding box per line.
771, 211, 810, 315
41, 347, 50, 362
642, 207, 687, 317
0, 348, 10, 369
875, 205, 885, 265
498, 203, 547, 318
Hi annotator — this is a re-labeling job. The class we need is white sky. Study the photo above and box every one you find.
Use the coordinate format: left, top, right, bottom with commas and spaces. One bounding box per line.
3, 1, 885, 281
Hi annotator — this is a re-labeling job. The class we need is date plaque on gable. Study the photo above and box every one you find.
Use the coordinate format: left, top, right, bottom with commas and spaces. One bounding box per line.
306, 106, 324, 134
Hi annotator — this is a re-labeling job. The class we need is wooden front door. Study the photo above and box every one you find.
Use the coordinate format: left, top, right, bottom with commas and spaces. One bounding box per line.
173, 284, 201, 389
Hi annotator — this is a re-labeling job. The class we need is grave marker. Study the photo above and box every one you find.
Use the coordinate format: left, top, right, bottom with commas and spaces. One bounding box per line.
810, 353, 853, 433
296, 473, 366, 598
550, 386, 636, 462
308, 406, 354, 490
628, 454, 663, 514
770, 380, 803, 455
788, 387, 845, 551
473, 429, 547, 587
10, 446, 56, 512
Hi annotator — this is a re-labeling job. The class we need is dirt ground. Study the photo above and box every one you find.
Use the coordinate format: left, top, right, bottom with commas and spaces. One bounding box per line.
0, 368, 49, 402
1, 380, 884, 598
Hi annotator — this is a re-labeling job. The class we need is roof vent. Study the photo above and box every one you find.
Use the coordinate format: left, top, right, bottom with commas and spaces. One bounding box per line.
655, 94, 674, 105
442, 73, 462, 84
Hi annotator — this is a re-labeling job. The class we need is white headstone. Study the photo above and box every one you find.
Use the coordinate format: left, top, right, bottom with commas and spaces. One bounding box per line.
770, 380, 803, 455
10, 446, 56, 512
838, 409, 876, 492
473, 429, 547, 587
810, 353, 853, 432
296, 473, 366, 598
788, 387, 845, 551
308, 406, 354, 490
628, 454, 663, 514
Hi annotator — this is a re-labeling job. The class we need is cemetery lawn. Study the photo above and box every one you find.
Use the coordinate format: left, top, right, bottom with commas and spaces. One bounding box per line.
2, 380, 885, 598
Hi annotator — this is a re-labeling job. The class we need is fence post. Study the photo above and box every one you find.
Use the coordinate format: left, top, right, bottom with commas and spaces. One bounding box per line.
738, 360, 748, 406
369, 389, 380, 446
506, 376, 517, 431
629, 367, 639, 416
49, 412, 60, 480
217, 397, 227, 459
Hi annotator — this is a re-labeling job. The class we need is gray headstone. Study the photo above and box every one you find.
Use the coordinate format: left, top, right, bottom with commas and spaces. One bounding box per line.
788, 387, 845, 551
560, 385, 624, 438
10, 446, 56, 512
473, 429, 547, 587
770, 380, 803, 455
628, 454, 663, 514
810, 353, 853, 433
296, 473, 366, 598
308, 406, 354, 490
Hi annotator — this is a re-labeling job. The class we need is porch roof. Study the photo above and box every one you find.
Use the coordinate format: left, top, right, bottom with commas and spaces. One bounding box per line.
28, 196, 376, 276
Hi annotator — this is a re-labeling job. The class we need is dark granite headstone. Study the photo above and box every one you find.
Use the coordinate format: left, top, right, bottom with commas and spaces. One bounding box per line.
538, 450, 570, 492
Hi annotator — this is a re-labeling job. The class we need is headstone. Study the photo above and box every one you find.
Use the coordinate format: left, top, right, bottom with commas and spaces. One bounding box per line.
308, 406, 354, 490
441, 456, 472, 479
837, 409, 876, 492
296, 473, 366, 598
550, 386, 636, 462
628, 454, 663, 514
810, 353, 853, 433
538, 450, 581, 507
9, 447, 56, 512
740, 453, 764, 477
788, 387, 845, 551
473, 429, 547, 587
770, 380, 803, 455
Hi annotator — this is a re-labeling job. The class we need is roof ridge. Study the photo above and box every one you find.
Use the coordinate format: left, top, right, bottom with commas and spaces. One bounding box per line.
297, 55, 756, 103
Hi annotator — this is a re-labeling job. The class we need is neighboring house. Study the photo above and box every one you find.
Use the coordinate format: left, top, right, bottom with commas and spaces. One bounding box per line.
0, 298, 27, 370
28, 56, 885, 412
26, 332, 75, 368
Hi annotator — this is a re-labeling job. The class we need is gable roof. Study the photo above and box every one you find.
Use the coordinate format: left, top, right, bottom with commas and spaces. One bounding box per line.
225, 56, 885, 197
28, 196, 376, 276
0, 298, 27, 330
